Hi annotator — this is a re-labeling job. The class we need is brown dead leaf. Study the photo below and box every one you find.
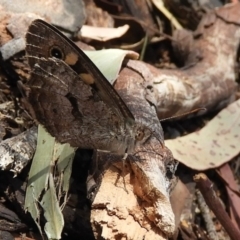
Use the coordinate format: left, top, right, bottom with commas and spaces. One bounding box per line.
170, 179, 190, 231
217, 164, 240, 229
165, 99, 240, 170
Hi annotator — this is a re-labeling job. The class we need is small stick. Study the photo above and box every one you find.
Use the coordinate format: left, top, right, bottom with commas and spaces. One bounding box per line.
194, 173, 240, 240
160, 107, 206, 122
196, 189, 218, 240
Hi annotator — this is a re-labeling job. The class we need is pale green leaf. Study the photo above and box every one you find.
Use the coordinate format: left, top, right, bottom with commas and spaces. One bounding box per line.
24, 125, 56, 235
85, 49, 138, 84
42, 174, 64, 240
25, 125, 75, 239
56, 143, 75, 194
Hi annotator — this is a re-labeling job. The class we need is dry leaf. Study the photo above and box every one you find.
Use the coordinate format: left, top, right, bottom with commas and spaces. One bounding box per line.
165, 99, 240, 170
80, 24, 129, 41
217, 164, 240, 229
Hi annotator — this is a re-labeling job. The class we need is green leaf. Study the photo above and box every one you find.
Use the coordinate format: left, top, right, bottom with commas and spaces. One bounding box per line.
24, 125, 75, 239
85, 49, 138, 84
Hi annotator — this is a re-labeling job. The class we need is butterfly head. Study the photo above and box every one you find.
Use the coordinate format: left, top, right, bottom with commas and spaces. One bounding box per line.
106, 120, 150, 156
123, 122, 152, 154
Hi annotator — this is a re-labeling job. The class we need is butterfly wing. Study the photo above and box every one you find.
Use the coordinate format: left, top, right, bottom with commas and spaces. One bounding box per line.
25, 20, 135, 153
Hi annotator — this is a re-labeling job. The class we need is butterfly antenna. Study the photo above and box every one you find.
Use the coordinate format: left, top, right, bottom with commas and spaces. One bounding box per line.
160, 107, 206, 122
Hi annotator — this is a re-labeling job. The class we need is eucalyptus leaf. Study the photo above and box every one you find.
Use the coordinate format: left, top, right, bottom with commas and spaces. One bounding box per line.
42, 174, 64, 240
24, 124, 56, 235
165, 99, 240, 170
24, 125, 75, 239
85, 49, 138, 84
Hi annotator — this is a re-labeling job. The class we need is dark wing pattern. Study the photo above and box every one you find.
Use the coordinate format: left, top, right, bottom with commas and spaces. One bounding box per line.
25, 20, 136, 153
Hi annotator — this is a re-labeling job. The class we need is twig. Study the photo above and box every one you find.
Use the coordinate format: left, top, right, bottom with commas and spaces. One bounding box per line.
196, 189, 218, 240
194, 173, 240, 240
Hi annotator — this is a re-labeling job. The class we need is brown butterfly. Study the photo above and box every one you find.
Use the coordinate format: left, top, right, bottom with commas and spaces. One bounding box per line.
25, 19, 152, 155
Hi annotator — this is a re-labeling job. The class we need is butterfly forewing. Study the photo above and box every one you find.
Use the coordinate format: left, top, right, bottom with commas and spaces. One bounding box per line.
26, 20, 134, 122
25, 19, 137, 154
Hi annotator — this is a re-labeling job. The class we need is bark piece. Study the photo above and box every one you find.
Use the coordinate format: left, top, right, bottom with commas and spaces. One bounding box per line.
0, 203, 26, 232
91, 67, 176, 238
0, 126, 37, 175
116, 3, 240, 119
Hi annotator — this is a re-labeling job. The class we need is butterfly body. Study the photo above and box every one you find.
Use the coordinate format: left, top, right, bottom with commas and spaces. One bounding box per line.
26, 20, 151, 155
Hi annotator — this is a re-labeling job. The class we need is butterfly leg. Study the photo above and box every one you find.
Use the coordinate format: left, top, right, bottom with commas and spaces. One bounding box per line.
120, 153, 129, 194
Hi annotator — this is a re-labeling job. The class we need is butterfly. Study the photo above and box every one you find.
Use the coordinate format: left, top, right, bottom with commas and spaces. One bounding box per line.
25, 19, 153, 156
